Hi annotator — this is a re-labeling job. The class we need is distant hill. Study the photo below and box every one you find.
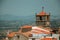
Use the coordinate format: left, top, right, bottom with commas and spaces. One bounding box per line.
0, 17, 35, 31
50, 19, 60, 28
1, 14, 60, 28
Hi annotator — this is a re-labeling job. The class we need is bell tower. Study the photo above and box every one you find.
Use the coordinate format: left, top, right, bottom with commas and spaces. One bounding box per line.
36, 7, 50, 26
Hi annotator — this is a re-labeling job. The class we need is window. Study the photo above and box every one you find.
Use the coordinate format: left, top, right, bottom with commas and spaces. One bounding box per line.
40, 16, 42, 20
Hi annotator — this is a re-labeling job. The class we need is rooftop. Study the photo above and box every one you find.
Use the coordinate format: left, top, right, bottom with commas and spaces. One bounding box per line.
36, 7, 49, 16
7, 25, 53, 38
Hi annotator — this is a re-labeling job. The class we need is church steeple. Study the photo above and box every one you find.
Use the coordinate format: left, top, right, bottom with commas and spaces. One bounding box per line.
36, 7, 50, 26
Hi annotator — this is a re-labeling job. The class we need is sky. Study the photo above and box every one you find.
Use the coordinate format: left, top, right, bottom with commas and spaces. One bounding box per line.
0, 0, 60, 20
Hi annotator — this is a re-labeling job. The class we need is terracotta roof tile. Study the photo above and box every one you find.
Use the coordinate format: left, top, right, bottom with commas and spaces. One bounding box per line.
21, 25, 32, 28
37, 11, 49, 16
7, 32, 16, 37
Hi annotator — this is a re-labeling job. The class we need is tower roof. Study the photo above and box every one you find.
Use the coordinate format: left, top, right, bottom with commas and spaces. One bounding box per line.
36, 7, 49, 16
39, 11, 47, 15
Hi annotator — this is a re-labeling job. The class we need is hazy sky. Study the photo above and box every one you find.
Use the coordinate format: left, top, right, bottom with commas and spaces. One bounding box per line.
0, 0, 60, 20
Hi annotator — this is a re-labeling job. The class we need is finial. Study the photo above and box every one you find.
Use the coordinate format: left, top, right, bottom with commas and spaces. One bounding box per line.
42, 6, 44, 11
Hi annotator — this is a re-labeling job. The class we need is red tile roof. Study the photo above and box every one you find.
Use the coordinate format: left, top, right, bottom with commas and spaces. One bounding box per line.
7, 26, 53, 38
41, 37, 57, 40
37, 11, 49, 16
21, 25, 32, 28
7, 32, 16, 38
31, 27, 51, 34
